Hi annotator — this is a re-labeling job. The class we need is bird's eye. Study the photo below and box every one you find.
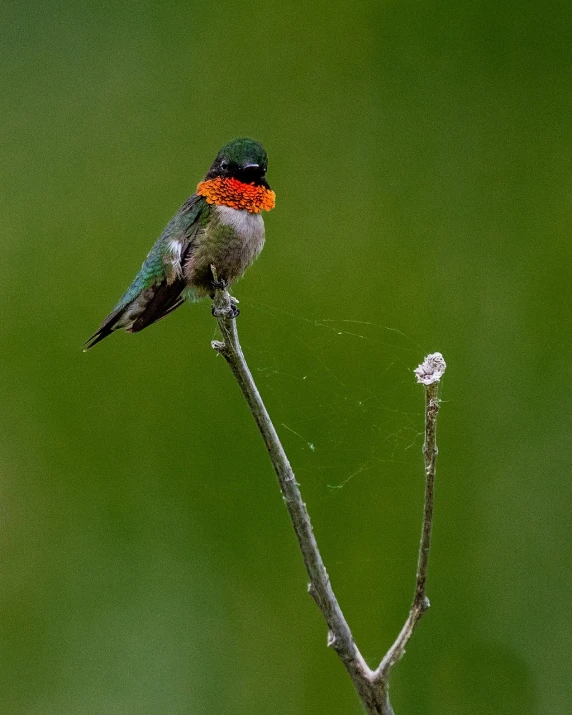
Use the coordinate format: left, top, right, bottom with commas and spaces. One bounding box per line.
220, 160, 229, 170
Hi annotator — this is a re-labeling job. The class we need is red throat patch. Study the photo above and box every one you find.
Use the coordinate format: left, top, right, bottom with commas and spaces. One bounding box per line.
196, 177, 276, 214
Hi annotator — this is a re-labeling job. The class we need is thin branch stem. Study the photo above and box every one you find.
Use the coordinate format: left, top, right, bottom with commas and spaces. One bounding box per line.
210, 274, 375, 704
209, 271, 445, 715
374, 377, 440, 681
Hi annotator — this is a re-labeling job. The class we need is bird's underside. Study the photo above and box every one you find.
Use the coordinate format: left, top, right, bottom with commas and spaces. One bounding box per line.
84, 202, 264, 350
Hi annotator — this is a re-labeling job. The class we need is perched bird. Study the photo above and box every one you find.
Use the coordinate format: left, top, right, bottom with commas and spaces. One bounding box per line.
84, 138, 275, 350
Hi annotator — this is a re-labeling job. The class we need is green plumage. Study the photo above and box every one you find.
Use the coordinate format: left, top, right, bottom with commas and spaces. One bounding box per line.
114, 197, 207, 311
84, 196, 208, 349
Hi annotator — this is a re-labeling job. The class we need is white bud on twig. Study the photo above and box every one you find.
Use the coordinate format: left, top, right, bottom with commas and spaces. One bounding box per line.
414, 353, 446, 385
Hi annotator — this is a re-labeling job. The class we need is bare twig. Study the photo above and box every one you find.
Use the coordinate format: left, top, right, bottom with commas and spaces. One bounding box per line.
209, 269, 445, 714
374, 353, 445, 682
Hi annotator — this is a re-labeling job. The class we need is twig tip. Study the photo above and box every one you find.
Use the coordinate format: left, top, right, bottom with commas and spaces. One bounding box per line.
414, 352, 446, 385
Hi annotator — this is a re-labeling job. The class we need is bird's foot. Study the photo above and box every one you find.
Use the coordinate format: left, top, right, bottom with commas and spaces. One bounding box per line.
211, 276, 227, 290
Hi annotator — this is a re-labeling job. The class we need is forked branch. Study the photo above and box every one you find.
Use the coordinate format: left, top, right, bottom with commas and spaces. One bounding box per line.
210, 269, 446, 714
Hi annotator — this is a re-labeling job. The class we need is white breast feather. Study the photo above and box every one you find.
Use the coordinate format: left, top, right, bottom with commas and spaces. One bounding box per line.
215, 205, 264, 239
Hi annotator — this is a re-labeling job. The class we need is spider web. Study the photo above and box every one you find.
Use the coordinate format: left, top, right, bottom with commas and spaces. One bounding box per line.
233, 298, 427, 496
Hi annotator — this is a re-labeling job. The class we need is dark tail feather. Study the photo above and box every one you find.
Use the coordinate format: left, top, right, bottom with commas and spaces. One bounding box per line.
130, 281, 186, 332
83, 309, 125, 351
84, 279, 186, 350
130, 297, 185, 331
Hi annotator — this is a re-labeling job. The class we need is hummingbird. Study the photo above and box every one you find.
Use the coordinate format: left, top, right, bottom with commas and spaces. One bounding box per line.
84, 138, 275, 350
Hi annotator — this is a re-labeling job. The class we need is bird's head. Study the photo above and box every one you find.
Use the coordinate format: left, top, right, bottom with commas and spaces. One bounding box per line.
205, 138, 270, 189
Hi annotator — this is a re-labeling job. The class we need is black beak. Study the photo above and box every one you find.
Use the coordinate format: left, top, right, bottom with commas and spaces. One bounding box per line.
239, 162, 267, 186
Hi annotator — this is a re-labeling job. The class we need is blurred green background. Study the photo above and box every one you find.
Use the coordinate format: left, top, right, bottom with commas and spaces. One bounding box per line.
1, 0, 571, 713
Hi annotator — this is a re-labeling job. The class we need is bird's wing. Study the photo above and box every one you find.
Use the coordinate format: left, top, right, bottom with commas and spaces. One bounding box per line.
84, 195, 208, 350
